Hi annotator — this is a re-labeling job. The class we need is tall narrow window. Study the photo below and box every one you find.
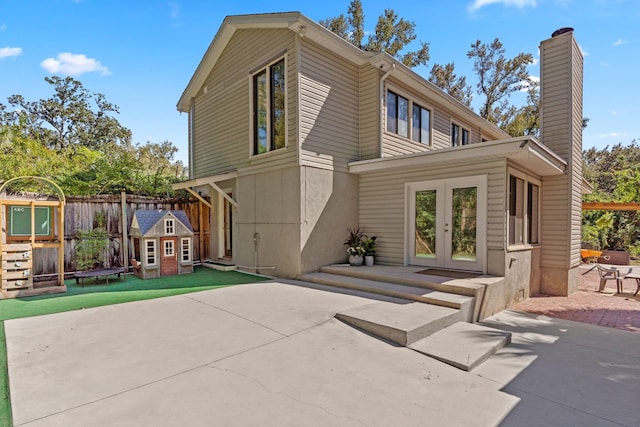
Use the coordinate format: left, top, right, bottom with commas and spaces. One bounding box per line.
509, 173, 540, 247
253, 58, 286, 155
181, 237, 191, 263
146, 240, 156, 265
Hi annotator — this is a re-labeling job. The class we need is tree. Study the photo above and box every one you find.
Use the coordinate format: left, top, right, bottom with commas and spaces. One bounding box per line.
467, 38, 533, 124
1, 76, 131, 150
321, 1, 429, 68
428, 63, 473, 107
582, 140, 640, 254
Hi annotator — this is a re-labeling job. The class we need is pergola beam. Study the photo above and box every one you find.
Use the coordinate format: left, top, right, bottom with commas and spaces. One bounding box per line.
582, 202, 640, 211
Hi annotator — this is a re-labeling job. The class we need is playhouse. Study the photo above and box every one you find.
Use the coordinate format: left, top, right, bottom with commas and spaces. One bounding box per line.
129, 210, 194, 279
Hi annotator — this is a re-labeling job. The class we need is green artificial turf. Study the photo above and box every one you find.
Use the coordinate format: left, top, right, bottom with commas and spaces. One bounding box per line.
0, 267, 268, 425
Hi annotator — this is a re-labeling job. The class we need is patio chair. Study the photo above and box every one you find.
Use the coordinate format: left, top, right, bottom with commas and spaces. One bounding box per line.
596, 265, 625, 293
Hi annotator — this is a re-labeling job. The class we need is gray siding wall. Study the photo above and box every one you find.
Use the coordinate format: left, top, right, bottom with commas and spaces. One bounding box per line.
192, 29, 298, 178
299, 38, 360, 172
358, 159, 506, 268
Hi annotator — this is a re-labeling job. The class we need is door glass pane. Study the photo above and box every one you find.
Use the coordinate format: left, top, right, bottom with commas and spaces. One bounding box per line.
451, 187, 477, 261
415, 190, 437, 258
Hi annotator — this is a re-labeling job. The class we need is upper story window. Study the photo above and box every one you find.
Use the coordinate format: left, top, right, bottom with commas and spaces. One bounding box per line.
451, 123, 470, 147
164, 218, 175, 235
386, 90, 431, 145
508, 171, 540, 247
253, 58, 286, 155
412, 104, 431, 144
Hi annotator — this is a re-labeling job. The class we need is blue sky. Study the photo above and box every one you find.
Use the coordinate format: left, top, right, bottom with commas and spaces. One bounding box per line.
1, 0, 638, 163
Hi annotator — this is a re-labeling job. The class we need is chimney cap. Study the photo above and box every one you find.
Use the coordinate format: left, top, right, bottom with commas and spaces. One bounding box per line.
551, 27, 574, 37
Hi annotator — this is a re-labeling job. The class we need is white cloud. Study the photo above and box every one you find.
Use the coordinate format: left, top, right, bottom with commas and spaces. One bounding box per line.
600, 61, 609, 67
468, 0, 536, 12
613, 38, 627, 46
520, 75, 539, 92
0, 24, 7, 32
599, 132, 629, 139
578, 44, 589, 57
40, 52, 110, 76
611, 111, 618, 115
0, 46, 22, 59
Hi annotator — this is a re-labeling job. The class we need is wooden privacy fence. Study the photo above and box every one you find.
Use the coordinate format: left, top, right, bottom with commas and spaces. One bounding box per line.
30, 192, 209, 276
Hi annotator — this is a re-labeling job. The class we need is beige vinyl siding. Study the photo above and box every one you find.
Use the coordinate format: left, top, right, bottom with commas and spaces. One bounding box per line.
359, 66, 380, 160
358, 159, 505, 265
539, 33, 583, 268
192, 29, 297, 178
299, 38, 359, 172
432, 110, 451, 149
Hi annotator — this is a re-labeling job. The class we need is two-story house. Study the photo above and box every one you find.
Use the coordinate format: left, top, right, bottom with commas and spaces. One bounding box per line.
174, 12, 583, 309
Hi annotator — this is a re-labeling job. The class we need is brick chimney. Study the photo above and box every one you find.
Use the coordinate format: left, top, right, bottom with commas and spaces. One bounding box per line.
539, 28, 584, 295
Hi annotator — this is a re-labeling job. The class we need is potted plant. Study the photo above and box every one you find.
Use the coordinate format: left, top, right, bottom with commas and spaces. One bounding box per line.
362, 236, 377, 266
344, 228, 366, 266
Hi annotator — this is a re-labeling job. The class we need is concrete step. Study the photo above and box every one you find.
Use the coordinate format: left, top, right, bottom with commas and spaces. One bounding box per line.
335, 301, 464, 346
300, 272, 475, 322
409, 322, 511, 371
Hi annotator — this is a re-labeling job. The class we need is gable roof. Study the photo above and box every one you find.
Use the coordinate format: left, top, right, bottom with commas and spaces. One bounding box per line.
176, 12, 508, 140
134, 210, 194, 236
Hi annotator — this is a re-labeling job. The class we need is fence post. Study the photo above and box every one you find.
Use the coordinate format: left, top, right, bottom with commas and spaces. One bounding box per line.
121, 191, 129, 271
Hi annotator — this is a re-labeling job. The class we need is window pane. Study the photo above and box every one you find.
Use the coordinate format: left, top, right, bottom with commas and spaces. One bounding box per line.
412, 105, 421, 142
451, 187, 477, 261
421, 108, 430, 144
271, 59, 286, 150
528, 183, 539, 244
461, 129, 469, 145
254, 71, 268, 154
398, 95, 408, 138
451, 124, 459, 146
386, 91, 397, 133
415, 190, 437, 259
509, 176, 525, 245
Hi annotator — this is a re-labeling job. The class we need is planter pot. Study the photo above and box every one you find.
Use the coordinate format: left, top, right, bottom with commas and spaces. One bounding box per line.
348, 254, 364, 266
364, 255, 374, 266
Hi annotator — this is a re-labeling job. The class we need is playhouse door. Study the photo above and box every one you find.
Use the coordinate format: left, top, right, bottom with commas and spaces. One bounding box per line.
160, 237, 178, 276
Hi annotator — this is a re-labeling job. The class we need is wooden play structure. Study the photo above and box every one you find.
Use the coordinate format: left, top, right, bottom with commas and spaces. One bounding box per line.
0, 176, 67, 298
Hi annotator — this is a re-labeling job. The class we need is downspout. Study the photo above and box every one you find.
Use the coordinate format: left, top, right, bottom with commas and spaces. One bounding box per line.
379, 64, 395, 157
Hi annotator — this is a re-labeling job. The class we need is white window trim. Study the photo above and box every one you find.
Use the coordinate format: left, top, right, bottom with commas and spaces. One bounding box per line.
249, 54, 288, 157
507, 168, 541, 250
385, 86, 433, 146
145, 239, 157, 266
181, 237, 191, 263
164, 240, 174, 256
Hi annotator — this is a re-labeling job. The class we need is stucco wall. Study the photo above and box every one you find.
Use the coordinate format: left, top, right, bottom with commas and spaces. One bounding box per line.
300, 166, 359, 274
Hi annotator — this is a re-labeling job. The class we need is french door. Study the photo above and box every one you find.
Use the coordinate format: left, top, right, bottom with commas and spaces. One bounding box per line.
407, 176, 486, 272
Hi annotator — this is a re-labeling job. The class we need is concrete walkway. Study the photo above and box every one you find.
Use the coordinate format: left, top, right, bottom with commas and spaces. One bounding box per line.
6, 281, 640, 426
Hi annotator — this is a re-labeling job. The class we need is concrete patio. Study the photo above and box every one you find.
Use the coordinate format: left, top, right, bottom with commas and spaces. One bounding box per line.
5, 280, 640, 426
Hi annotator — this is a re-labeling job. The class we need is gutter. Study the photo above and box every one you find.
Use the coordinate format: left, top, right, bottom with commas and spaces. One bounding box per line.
378, 64, 395, 157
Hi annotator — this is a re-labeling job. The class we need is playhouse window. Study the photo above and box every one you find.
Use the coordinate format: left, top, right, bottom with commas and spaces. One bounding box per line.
164, 240, 174, 256
508, 171, 540, 247
146, 240, 156, 265
165, 218, 175, 234
181, 237, 191, 263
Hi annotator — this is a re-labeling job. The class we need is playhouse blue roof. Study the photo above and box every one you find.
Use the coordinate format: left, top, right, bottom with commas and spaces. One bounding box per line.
134, 210, 194, 235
